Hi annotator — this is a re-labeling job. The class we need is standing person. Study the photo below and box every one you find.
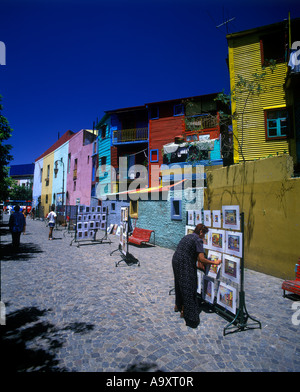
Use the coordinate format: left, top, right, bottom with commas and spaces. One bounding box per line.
172, 223, 222, 328
47, 206, 57, 240
9, 205, 26, 249
22, 207, 27, 234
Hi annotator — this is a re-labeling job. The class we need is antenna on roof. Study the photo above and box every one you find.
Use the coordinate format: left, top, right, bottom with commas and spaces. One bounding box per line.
216, 17, 236, 34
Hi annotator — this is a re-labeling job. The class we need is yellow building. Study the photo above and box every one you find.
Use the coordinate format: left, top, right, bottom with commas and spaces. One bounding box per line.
227, 18, 300, 166
41, 151, 54, 216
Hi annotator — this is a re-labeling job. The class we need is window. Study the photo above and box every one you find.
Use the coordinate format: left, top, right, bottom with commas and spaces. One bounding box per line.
265, 109, 287, 139
171, 199, 182, 220
73, 181, 76, 191
174, 104, 184, 116
150, 106, 159, 119
260, 30, 286, 66
150, 149, 159, 163
45, 194, 48, 204
68, 153, 71, 173
40, 168, 43, 182
101, 125, 106, 139
100, 156, 107, 172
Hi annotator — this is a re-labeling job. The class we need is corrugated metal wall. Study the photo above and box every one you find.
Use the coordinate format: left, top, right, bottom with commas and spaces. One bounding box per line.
228, 33, 290, 162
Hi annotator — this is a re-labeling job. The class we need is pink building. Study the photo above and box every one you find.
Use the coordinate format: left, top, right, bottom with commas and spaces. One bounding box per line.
66, 129, 97, 206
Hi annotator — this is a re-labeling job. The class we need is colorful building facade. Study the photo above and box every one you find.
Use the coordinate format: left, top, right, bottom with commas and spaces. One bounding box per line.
66, 129, 97, 207
226, 18, 300, 165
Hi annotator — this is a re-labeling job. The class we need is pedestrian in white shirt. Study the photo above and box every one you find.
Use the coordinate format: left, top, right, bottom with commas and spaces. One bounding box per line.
47, 206, 57, 240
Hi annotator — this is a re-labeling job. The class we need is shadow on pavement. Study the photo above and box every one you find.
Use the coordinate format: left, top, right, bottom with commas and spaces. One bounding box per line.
0, 243, 44, 261
1, 305, 94, 372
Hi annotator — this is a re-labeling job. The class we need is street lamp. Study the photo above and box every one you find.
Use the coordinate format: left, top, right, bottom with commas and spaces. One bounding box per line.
54, 157, 65, 206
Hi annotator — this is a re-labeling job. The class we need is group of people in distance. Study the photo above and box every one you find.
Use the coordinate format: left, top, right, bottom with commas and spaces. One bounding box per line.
8, 205, 57, 249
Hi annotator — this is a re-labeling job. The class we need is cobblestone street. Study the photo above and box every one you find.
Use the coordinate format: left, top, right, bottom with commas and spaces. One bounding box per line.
1, 215, 300, 372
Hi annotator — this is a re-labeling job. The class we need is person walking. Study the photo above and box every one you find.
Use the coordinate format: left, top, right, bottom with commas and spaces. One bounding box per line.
9, 205, 26, 249
47, 206, 57, 240
172, 223, 222, 328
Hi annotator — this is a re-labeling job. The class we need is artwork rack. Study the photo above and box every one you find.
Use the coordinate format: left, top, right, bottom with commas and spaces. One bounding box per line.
70, 205, 111, 247
196, 210, 261, 336
110, 207, 140, 267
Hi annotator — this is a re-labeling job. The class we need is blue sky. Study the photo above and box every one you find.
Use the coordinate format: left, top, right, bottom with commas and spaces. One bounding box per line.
0, 0, 299, 166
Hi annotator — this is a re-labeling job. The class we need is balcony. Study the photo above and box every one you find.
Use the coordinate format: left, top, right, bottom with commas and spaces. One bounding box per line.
112, 127, 148, 144
185, 114, 219, 133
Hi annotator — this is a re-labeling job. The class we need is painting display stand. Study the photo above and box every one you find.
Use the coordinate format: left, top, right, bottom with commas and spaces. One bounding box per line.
206, 211, 261, 336
186, 207, 261, 336
110, 207, 140, 267
70, 205, 111, 247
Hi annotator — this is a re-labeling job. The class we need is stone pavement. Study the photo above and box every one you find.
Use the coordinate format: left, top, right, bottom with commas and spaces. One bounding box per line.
1, 215, 300, 372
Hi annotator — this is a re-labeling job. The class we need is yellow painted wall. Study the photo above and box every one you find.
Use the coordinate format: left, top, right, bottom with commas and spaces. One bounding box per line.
228, 33, 290, 163
205, 154, 300, 280
41, 152, 54, 216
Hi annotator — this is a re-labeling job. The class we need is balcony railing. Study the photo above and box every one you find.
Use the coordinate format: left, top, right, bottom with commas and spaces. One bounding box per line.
112, 127, 148, 144
185, 114, 218, 131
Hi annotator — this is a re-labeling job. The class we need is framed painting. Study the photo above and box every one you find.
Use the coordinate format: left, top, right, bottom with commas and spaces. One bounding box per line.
122, 221, 128, 235
107, 224, 114, 234
210, 229, 225, 252
195, 210, 202, 225
222, 254, 241, 284
225, 231, 243, 258
203, 229, 211, 249
217, 282, 237, 314
207, 250, 222, 278
203, 210, 211, 227
212, 210, 221, 228
185, 225, 195, 235
89, 221, 95, 229
187, 210, 194, 225
78, 205, 85, 214
222, 205, 240, 230
202, 276, 215, 304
